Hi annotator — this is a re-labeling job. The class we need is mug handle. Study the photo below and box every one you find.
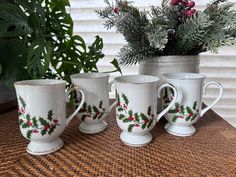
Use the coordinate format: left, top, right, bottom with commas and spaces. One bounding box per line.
200, 81, 223, 117
65, 86, 85, 126
108, 80, 116, 112
156, 83, 178, 121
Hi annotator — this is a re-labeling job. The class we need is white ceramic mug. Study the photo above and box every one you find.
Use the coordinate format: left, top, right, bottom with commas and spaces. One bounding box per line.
162, 72, 223, 137
14, 79, 85, 155
70, 73, 115, 134
114, 75, 178, 147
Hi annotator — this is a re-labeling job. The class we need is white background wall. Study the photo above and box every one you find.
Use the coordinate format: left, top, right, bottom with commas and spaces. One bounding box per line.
70, 0, 236, 127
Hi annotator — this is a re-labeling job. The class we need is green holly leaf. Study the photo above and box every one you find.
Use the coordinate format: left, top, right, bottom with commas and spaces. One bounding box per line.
93, 106, 99, 113
122, 118, 131, 123
186, 106, 193, 115
175, 103, 180, 108
99, 100, 103, 109
122, 93, 129, 105
32, 117, 38, 127
191, 114, 197, 121
88, 105, 92, 114
93, 114, 98, 120
81, 114, 87, 121
186, 116, 191, 121
128, 110, 133, 116
22, 123, 28, 128
128, 124, 134, 132
118, 107, 124, 112
119, 114, 125, 120
26, 130, 32, 139
18, 96, 26, 108
26, 114, 30, 121
140, 113, 147, 120
19, 119, 23, 125
39, 117, 48, 126
172, 115, 178, 122
48, 110, 53, 121
48, 126, 56, 135
41, 129, 47, 136
180, 105, 184, 113
193, 101, 197, 110
168, 109, 176, 114
147, 120, 153, 128
141, 124, 146, 129
147, 106, 151, 116
116, 91, 120, 103
134, 113, 139, 122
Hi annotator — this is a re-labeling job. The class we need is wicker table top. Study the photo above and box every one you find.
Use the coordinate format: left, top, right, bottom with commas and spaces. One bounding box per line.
0, 103, 236, 176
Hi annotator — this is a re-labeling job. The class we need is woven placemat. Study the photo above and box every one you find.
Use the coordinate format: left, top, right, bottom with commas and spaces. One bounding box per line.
0, 103, 236, 176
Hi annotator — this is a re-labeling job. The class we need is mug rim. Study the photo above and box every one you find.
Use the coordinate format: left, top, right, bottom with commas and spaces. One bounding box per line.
14, 79, 66, 87
70, 73, 109, 80
163, 72, 206, 80
114, 75, 159, 84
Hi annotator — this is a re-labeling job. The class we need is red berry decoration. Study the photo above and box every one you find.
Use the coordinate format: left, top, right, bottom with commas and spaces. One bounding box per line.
44, 125, 50, 131
187, 9, 196, 16
129, 115, 134, 121
187, 1, 195, 8
134, 124, 140, 127
170, 0, 179, 6
176, 108, 180, 112
114, 6, 119, 14
53, 119, 58, 124
27, 121, 32, 126
32, 129, 39, 133
123, 104, 127, 109
117, 102, 121, 107
189, 113, 193, 117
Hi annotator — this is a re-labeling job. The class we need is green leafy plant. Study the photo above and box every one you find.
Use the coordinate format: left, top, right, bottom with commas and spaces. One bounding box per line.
97, 0, 236, 65
0, 0, 121, 88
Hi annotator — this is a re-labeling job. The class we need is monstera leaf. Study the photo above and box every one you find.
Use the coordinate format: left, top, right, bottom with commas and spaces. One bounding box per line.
0, 3, 32, 37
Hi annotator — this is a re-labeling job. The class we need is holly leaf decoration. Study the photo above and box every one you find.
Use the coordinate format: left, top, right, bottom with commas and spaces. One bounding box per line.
19, 119, 23, 125
41, 129, 47, 136
128, 110, 133, 116
48, 110, 53, 121
186, 116, 191, 121
134, 113, 139, 122
140, 113, 147, 120
122, 118, 131, 123
99, 100, 103, 109
147, 106, 151, 116
19, 96, 26, 108
128, 124, 134, 132
26, 130, 33, 139
147, 120, 153, 128
116, 91, 120, 103
172, 115, 178, 122
118, 107, 124, 112
186, 106, 193, 115
180, 105, 184, 113
193, 101, 197, 110
48, 126, 56, 135
168, 109, 176, 114
122, 93, 129, 105
93, 106, 99, 113
88, 105, 92, 114
26, 114, 30, 121
141, 124, 146, 130
32, 117, 38, 127
119, 114, 125, 120
191, 114, 197, 121
22, 123, 28, 128
39, 117, 48, 126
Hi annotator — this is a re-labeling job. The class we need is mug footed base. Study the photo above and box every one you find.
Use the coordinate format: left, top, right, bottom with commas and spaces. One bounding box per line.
79, 121, 107, 134
27, 137, 63, 155
120, 132, 152, 147
164, 122, 196, 137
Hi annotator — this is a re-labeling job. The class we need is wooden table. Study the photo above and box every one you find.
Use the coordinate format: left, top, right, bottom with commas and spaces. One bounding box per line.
0, 106, 236, 176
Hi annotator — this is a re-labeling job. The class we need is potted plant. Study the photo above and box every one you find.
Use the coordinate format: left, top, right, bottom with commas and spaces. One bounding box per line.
0, 0, 121, 108
97, 0, 236, 77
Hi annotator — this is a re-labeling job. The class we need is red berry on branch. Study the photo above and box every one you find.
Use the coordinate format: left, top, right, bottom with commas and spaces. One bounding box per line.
179, 115, 184, 119
187, 1, 195, 8
129, 115, 134, 121
170, 0, 179, 6
144, 120, 149, 125
32, 129, 39, 133
114, 6, 119, 14
53, 119, 58, 124
117, 102, 121, 107
187, 9, 196, 16
176, 108, 180, 112
134, 124, 140, 127
189, 113, 193, 117
27, 121, 32, 126
44, 125, 50, 131
123, 104, 127, 109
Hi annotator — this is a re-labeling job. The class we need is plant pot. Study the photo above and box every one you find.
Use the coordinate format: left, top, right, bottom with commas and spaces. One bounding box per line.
138, 55, 200, 79
138, 55, 200, 113
0, 82, 17, 112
